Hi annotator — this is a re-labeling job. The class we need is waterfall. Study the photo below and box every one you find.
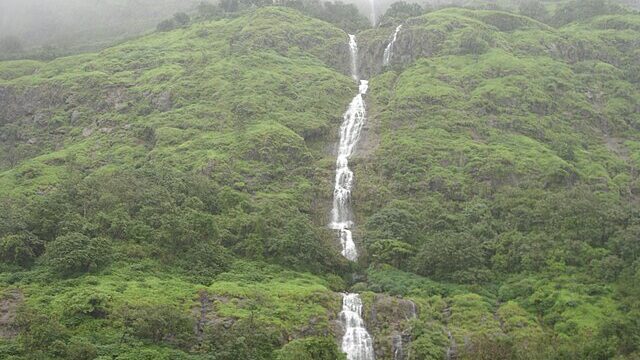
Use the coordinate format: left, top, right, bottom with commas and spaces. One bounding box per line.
330, 34, 368, 262
383, 25, 402, 67
392, 333, 403, 360
333, 35, 375, 360
349, 35, 359, 81
341, 293, 376, 360
369, 0, 378, 26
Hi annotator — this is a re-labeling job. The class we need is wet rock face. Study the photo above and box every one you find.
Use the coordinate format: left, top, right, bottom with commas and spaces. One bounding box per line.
328, 41, 355, 79
358, 22, 444, 80
361, 294, 417, 360
0, 85, 66, 126
151, 90, 172, 112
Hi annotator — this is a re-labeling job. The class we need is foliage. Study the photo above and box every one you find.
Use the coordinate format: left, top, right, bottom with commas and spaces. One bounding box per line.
1, 3, 640, 360
43, 233, 112, 276
379, 1, 425, 24
275, 337, 347, 360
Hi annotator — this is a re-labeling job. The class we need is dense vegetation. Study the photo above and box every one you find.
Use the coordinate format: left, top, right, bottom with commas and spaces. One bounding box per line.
1, 0, 639, 359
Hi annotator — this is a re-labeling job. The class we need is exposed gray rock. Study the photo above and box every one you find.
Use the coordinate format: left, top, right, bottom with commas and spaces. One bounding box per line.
70, 110, 81, 124
358, 21, 445, 79
152, 91, 172, 112
0, 289, 23, 339
0, 85, 66, 126
362, 294, 418, 360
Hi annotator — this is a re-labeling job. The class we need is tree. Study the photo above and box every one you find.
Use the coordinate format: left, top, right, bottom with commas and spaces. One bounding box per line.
519, 1, 548, 22
275, 337, 347, 360
366, 204, 419, 244
220, 0, 239, 13
177, 240, 232, 280
551, 0, 625, 26
381, 1, 423, 22
0, 232, 43, 267
120, 304, 195, 349
173, 12, 191, 27
459, 29, 490, 55
197, 1, 222, 19
16, 309, 69, 356
157, 19, 176, 32
43, 233, 112, 275
369, 239, 414, 269
413, 232, 489, 283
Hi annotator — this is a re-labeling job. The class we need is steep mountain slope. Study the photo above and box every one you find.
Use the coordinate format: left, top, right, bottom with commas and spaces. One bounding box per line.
1, 4, 639, 360
354, 7, 640, 359
0, 8, 356, 359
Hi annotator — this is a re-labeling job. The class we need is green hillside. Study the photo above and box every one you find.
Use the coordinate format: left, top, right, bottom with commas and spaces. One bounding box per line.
0, 2, 639, 360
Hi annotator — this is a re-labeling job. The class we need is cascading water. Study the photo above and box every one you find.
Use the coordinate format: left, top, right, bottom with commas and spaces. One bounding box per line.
349, 35, 359, 81
383, 25, 402, 67
330, 35, 368, 262
369, 0, 378, 26
332, 34, 375, 360
341, 293, 376, 360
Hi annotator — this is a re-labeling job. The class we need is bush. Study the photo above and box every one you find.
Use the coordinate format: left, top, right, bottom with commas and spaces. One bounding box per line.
519, 1, 548, 22
381, 1, 423, 22
413, 232, 488, 283
43, 233, 112, 275
157, 19, 177, 32
173, 12, 191, 27
197, 1, 222, 19
62, 288, 111, 324
16, 309, 69, 356
275, 337, 347, 360
121, 304, 195, 349
176, 240, 232, 280
0, 232, 43, 266
459, 29, 490, 55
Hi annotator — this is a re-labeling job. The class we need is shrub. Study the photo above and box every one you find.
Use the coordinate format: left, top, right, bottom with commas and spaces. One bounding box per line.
173, 12, 191, 27
16, 309, 69, 356
157, 19, 177, 32
275, 337, 346, 360
43, 233, 112, 275
0, 232, 43, 266
519, 1, 548, 22
121, 304, 195, 349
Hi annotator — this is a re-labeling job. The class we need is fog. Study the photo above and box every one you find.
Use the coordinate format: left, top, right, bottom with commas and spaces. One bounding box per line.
0, 0, 197, 53
0, 0, 492, 54
1, 0, 637, 58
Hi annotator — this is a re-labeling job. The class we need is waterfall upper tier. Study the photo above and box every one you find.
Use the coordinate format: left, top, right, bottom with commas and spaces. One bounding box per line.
383, 25, 403, 67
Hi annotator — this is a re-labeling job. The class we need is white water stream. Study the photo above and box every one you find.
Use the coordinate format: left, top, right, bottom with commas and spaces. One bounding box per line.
341, 293, 376, 360
383, 25, 403, 67
332, 34, 376, 360
369, 0, 378, 26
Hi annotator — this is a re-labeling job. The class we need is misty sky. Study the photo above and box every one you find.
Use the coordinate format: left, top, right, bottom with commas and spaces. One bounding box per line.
0, 0, 197, 50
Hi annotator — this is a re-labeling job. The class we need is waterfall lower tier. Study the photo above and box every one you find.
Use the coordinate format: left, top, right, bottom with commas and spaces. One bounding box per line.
341, 293, 376, 360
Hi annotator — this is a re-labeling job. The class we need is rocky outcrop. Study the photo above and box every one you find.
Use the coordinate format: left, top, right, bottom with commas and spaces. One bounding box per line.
361, 294, 417, 360
0, 289, 24, 339
0, 85, 66, 126
358, 21, 445, 79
